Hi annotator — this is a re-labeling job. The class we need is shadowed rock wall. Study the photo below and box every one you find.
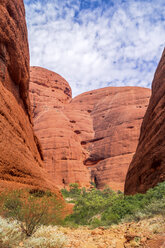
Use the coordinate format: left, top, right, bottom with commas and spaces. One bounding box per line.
125, 48, 165, 194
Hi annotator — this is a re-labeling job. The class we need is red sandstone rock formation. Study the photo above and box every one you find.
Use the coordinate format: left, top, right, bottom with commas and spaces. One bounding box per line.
30, 67, 151, 191
0, 0, 60, 194
30, 67, 91, 188
66, 87, 151, 191
125, 48, 165, 195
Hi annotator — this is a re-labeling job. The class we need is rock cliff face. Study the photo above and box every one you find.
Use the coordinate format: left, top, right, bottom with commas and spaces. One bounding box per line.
0, 0, 60, 193
66, 87, 151, 191
0, 0, 30, 118
125, 49, 165, 194
30, 67, 151, 191
29, 67, 91, 188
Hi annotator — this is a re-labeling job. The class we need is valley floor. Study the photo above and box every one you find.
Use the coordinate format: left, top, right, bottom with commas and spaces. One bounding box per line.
59, 216, 165, 248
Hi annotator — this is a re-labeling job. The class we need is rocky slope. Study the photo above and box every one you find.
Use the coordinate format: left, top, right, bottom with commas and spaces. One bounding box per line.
30, 67, 151, 190
0, 0, 60, 193
125, 49, 165, 195
60, 216, 165, 248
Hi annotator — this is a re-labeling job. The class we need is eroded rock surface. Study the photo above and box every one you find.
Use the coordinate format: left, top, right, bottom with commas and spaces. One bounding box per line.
125, 49, 165, 195
30, 67, 91, 188
30, 67, 151, 190
67, 87, 151, 191
0, 0, 60, 193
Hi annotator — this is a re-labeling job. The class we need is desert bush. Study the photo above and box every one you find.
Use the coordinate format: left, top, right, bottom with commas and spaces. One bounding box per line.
0, 216, 24, 247
24, 225, 67, 248
65, 187, 118, 225
68, 183, 81, 197
0, 217, 67, 248
61, 183, 81, 201
64, 181, 165, 227
90, 217, 102, 228
0, 189, 64, 237
144, 196, 165, 216
130, 196, 165, 221
60, 188, 70, 198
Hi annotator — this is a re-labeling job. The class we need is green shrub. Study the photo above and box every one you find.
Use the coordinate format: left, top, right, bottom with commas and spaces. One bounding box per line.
132, 196, 165, 221
65, 187, 118, 225
0, 189, 64, 237
60, 188, 70, 198
63, 181, 165, 227
90, 217, 102, 228
61, 183, 82, 201
101, 212, 120, 225
69, 183, 81, 196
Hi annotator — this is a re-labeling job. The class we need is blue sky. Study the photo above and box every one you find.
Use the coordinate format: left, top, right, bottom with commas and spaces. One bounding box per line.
24, 0, 165, 96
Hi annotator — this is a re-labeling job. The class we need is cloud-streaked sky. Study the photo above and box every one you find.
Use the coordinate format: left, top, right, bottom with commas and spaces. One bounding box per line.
24, 0, 165, 97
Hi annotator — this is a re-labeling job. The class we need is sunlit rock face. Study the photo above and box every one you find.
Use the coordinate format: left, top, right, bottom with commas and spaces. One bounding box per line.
68, 86, 150, 191
125, 49, 165, 195
0, 0, 61, 194
30, 66, 151, 191
29, 66, 91, 188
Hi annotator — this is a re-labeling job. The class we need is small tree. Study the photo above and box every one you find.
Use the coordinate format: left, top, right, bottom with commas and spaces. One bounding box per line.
0, 189, 64, 237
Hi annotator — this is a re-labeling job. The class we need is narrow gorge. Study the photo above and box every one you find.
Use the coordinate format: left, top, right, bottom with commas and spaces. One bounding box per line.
30, 66, 151, 191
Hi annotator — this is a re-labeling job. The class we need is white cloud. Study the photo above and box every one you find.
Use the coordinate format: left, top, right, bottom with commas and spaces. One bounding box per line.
25, 0, 165, 97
